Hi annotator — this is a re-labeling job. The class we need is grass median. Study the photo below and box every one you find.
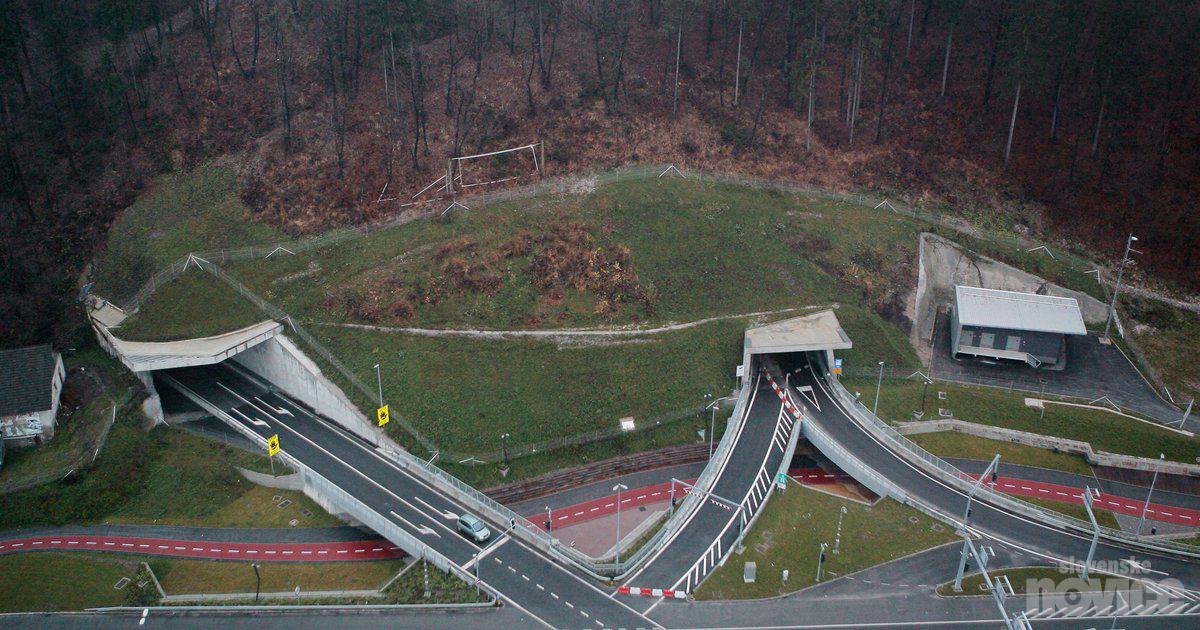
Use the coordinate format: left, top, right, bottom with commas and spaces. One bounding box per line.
694, 484, 957, 600
850, 378, 1200, 464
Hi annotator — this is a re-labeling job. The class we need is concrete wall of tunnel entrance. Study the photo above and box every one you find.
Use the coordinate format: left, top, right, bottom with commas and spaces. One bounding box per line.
230, 335, 379, 446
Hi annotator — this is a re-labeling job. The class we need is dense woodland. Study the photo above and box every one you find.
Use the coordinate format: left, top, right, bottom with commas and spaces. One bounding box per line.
1, 0, 1198, 347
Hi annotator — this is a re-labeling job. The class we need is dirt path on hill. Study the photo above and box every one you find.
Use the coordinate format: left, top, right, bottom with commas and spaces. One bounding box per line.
312, 305, 834, 341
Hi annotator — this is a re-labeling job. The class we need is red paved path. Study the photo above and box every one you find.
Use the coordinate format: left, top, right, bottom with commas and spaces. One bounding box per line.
3, 470, 1195, 562
0, 535, 404, 562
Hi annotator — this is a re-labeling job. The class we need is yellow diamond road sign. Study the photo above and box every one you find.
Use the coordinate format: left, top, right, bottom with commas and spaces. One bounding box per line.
267, 434, 280, 457
377, 405, 390, 427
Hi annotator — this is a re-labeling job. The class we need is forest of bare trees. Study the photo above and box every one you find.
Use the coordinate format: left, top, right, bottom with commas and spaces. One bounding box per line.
1, 0, 1198, 347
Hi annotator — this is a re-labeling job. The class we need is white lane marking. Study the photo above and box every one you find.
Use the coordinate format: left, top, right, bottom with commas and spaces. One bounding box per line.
258, 389, 660, 629
462, 536, 509, 569
412, 495, 458, 519
802, 355, 1191, 598
388, 511, 440, 538
622, 373, 764, 587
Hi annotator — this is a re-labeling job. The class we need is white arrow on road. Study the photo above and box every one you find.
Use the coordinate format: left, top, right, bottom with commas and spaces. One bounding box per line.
390, 510, 441, 537
230, 407, 270, 428
413, 495, 458, 519
255, 397, 293, 416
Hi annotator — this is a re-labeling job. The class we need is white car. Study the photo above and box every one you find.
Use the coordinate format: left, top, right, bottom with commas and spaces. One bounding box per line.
456, 513, 492, 543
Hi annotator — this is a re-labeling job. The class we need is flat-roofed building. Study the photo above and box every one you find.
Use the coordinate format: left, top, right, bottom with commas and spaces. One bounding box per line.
949, 286, 1087, 369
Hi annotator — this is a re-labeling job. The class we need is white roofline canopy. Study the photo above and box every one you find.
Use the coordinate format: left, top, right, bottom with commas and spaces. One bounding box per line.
743, 309, 852, 369
954, 285, 1086, 336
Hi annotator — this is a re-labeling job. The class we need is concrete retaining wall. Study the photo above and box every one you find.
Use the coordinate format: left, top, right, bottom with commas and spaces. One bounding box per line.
232, 335, 378, 445
897, 419, 1200, 477
237, 467, 305, 492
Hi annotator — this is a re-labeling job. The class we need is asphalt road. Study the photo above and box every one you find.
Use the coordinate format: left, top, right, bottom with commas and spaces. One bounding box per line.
620, 371, 796, 609
9, 609, 1200, 628
783, 352, 1200, 597
160, 364, 657, 630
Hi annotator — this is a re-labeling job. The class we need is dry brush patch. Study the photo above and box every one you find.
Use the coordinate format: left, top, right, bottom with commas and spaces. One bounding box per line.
328, 219, 654, 326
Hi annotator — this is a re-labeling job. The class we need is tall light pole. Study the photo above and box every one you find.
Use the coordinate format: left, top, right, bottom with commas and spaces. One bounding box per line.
500, 433, 511, 469
373, 363, 383, 408
919, 377, 932, 417
1103, 234, 1139, 342
816, 542, 827, 582
472, 552, 481, 597
545, 505, 552, 532
613, 483, 628, 565
873, 361, 885, 416
252, 563, 261, 603
1136, 453, 1165, 537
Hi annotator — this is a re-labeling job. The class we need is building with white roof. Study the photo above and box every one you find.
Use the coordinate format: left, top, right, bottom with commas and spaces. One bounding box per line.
949, 285, 1087, 368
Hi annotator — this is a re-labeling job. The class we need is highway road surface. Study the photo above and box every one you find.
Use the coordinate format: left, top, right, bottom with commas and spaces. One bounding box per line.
160, 363, 658, 630
621, 370, 797, 609
783, 352, 1200, 596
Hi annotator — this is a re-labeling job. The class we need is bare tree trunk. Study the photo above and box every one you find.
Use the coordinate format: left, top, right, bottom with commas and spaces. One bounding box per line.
228, 3, 250, 79
1004, 82, 1021, 165
273, 9, 293, 151
906, 0, 915, 57
733, 18, 743, 106
939, 25, 953, 97
1091, 82, 1107, 158
1049, 81, 1061, 140
671, 4, 683, 118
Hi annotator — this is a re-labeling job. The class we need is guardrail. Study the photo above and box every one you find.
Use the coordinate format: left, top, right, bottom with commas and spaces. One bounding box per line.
157, 374, 500, 600
376, 363, 756, 580
817, 357, 1200, 560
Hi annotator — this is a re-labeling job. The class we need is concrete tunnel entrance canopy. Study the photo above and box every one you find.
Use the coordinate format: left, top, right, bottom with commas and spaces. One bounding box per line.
742, 309, 852, 370
88, 299, 282, 373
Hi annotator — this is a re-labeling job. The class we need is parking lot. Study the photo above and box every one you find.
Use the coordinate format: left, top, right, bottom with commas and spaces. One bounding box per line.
929, 312, 1186, 427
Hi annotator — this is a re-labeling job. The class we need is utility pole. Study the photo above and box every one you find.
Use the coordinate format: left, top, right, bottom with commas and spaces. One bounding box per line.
613, 483, 628, 565
1102, 234, 1140, 342
873, 361, 885, 416
1080, 487, 1101, 580
954, 454, 1000, 592
1177, 398, 1193, 429
1136, 453, 1165, 537
373, 363, 384, 408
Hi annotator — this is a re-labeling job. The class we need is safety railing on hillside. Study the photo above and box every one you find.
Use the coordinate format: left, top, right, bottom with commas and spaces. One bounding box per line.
159, 373, 498, 601
819, 358, 1200, 559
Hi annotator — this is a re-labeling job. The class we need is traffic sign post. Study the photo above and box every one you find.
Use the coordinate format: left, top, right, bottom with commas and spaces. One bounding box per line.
267, 434, 280, 475
377, 405, 390, 427
833, 358, 843, 375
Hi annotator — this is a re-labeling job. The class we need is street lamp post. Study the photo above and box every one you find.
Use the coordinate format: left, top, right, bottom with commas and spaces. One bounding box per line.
873, 361, 885, 416
613, 483, 628, 565
500, 433, 511, 469
252, 563, 261, 603
472, 552, 481, 597
1103, 234, 1139, 342
816, 542, 827, 582
545, 506, 552, 532
919, 378, 932, 417
373, 363, 384, 408
1136, 453, 1165, 537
